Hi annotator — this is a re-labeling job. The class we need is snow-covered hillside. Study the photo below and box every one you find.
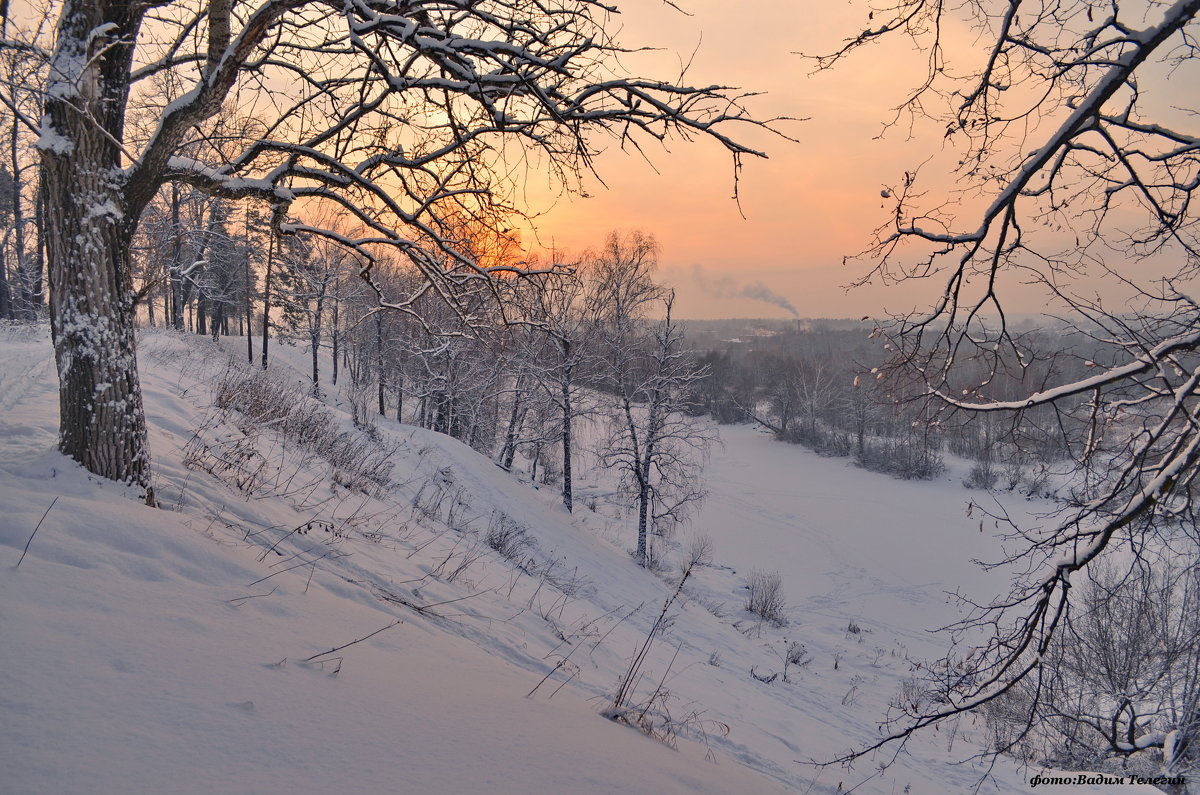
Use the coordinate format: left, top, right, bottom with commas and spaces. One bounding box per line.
1, 325, 1139, 793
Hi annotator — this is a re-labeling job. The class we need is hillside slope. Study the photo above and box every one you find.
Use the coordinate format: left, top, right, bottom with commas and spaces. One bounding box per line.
1, 325, 1137, 793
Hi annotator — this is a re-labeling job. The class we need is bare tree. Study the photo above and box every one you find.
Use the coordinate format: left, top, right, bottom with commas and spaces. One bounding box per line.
518, 261, 598, 512
591, 235, 712, 565
8, 0, 782, 489
0, 30, 44, 320
274, 230, 352, 394
984, 556, 1200, 785
813, 0, 1200, 782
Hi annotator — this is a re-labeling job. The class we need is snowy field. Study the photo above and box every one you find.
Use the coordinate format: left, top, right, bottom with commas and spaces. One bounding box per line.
1, 325, 1144, 793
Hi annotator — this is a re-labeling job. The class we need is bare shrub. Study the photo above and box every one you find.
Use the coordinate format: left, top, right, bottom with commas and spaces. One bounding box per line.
856, 436, 945, 480
606, 555, 728, 750
684, 533, 714, 570
981, 558, 1200, 781
445, 485, 478, 532
431, 536, 488, 584
538, 453, 562, 486
182, 415, 269, 493
999, 447, 1028, 492
963, 458, 998, 490
410, 481, 448, 522
780, 639, 812, 682
212, 361, 395, 495
745, 569, 787, 626
485, 512, 534, 562
346, 378, 376, 433
640, 535, 669, 572
818, 430, 855, 458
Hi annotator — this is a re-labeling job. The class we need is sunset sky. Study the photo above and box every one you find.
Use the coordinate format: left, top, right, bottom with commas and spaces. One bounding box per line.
517, 1, 1200, 321
512, 0, 966, 320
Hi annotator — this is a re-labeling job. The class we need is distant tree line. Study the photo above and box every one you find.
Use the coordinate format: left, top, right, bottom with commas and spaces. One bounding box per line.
687, 319, 1112, 490
127, 215, 710, 568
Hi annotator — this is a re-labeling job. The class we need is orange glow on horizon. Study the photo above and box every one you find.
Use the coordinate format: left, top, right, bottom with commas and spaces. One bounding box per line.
510, 1, 1071, 320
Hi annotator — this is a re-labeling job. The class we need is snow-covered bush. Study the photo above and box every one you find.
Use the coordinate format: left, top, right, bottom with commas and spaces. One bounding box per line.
745, 570, 787, 626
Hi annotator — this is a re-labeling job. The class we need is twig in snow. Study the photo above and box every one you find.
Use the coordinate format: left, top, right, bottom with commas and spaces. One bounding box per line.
527, 659, 566, 698
227, 586, 278, 606
303, 590, 488, 666
412, 590, 489, 614
247, 552, 330, 587
256, 522, 308, 561
304, 619, 403, 662
16, 496, 58, 569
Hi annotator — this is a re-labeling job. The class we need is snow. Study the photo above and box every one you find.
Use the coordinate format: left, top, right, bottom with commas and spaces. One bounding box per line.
161, 156, 294, 203
0, 324, 1153, 793
35, 120, 74, 156
85, 199, 123, 222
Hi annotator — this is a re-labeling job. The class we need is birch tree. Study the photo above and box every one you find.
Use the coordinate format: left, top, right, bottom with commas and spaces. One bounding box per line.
591, 232, 712, 566
8, 0, 778, 489
603, 292, 711, 567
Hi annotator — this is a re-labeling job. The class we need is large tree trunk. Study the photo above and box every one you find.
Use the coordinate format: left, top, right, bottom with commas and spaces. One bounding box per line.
196, 292, 208, 336
635, 450, 651, 565
211, 301, 222, 341
41, 0, 150, 487
635, 390, 662, 566
244, 212, 254, 364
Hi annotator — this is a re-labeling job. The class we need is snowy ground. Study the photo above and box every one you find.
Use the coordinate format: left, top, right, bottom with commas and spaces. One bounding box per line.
1, 325, 1148, 793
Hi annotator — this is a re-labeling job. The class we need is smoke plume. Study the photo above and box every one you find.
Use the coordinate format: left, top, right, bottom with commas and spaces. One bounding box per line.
690, 265, 799, 317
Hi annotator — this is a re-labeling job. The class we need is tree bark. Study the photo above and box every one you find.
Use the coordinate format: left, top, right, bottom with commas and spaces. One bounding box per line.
376, 310, 385, 416
310, 287, 323, 396
169, 183, 183, 330
261, 228, 273, 369
33, 175, 45, 309
11, 113, 31, 319
330, 287, 339, 385
196, 292, 207, 336
560, 347, 574, 512
498, 373, 524, 469
635, 407, 656, 566
244, 210, 253, 364
41, 0, 150, 487
0, 227, 11, 319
